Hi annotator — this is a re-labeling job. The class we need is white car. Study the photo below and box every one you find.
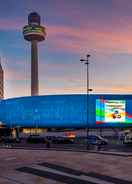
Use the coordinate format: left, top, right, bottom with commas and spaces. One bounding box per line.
123, 132, 132, 144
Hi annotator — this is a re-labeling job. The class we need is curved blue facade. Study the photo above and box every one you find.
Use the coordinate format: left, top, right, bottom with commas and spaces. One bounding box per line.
0, 95, 88, 128
1, 94, 132, 128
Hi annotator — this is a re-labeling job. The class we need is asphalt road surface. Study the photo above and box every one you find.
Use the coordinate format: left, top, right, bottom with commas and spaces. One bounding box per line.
0, 148, 132, 184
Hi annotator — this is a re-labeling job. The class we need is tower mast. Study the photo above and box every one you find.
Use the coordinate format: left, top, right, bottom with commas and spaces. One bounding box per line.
23, 12, 46, 96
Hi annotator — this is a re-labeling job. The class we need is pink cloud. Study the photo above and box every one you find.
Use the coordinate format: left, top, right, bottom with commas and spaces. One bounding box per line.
1, 17, 132, 54
46, 24, 132, 54
4, 66, 29, 81
0, 19, 25, 30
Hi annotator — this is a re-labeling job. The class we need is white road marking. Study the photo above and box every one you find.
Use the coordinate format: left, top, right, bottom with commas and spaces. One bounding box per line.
30, 164, 114, 184
5, 157, 16, 161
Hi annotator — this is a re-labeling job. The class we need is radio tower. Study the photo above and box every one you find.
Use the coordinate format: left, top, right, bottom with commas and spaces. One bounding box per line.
23, 12, 46, 96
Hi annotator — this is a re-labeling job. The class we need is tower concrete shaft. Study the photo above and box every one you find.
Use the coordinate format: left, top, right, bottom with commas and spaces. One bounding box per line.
31, 40, 38, 96
0, 60, 4, 99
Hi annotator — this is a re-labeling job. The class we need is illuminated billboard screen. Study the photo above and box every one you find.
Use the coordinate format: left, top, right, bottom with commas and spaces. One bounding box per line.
105, 100, 125, 122
96, 99, 132, 125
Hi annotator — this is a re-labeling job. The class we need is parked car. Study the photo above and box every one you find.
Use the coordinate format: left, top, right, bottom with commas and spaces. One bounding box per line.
123, 131, 132, 144
85, 135, 108, 145
27, 135, 46, 143
50, 136, 74, 144
2, 136, 20, 143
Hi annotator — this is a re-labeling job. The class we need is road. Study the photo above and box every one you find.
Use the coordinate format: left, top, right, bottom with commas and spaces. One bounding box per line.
0, 148, 132, 184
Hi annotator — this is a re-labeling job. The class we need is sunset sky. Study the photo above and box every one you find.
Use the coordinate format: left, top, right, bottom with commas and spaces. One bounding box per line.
1, 0, 132, 98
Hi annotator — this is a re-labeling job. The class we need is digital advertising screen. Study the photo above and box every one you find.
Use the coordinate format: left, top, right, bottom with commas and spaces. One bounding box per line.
96, 98, 132, 126
105, 100, 125, 122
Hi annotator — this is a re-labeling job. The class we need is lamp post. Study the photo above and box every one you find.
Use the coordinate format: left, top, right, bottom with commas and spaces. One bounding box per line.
80, 54, 91, 149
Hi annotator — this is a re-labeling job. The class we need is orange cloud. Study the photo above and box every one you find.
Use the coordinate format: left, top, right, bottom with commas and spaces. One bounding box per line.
94, 86, 132, 94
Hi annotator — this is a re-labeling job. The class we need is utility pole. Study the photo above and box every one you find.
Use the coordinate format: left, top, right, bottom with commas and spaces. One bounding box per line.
80, 54, 92, 149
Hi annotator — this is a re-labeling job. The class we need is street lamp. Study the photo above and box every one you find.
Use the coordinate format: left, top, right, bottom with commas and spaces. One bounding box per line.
80, 54, 91, 150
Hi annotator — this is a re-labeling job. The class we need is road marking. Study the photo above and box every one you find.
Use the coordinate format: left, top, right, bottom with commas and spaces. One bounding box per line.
17, 166, 99, 184
39, 162, 82, 175
17, 162, 132, 184
31, 164, 113, 184
5, 157, 16, 161
39, 162, 132, 184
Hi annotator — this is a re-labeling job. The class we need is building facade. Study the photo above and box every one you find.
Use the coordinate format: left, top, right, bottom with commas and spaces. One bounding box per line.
0, 94, 132, 128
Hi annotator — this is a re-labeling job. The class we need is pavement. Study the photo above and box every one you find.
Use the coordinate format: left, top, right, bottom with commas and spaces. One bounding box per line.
0, 148, 132, 184
1, 145, 132, 157
1, 138, 132, 156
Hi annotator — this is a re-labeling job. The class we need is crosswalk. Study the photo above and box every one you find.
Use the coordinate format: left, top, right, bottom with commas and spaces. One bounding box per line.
16, 162, 132, 184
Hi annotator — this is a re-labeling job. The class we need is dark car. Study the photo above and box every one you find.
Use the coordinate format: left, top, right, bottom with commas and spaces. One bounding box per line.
2, 137, 20, 143
27, 135, 46, 143
51, 136, 74, 144
86, 135, 108, 145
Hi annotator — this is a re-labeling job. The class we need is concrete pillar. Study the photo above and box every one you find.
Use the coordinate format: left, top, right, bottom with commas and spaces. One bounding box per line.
15, 127, 20, 141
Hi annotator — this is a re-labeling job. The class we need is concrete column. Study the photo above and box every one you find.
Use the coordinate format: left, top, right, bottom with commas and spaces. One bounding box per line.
31, 40, 39, 96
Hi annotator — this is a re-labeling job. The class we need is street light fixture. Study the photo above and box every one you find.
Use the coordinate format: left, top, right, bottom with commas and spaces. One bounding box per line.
80, 54, 91, 150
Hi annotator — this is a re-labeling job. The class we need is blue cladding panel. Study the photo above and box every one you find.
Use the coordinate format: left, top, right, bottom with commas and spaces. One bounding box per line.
0, 95, 87, 128
0, 94, 132, 128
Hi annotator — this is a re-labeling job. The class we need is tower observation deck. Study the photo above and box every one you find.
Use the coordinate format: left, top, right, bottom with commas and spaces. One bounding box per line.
23, 12, 46, 96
